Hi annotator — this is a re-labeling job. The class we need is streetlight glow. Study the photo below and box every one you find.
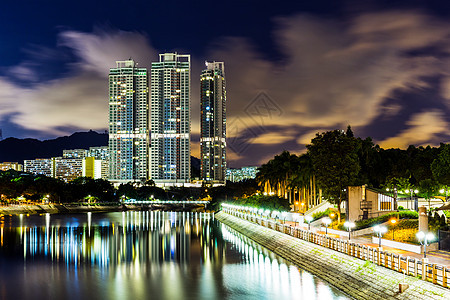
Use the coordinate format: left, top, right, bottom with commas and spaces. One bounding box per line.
344, 221, 355, 240
373, 225, 387, 248
416, 231, 435, 258
322, 217, 331, 235
305, 215, 313, 231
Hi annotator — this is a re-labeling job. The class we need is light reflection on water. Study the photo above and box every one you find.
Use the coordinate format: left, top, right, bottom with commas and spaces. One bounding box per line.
0, 212, 350, 300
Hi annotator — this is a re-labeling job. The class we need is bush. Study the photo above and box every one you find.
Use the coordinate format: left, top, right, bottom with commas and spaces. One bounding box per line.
355, 210, 418, 230
230, 194, 290, 211
383, 219, 419, 243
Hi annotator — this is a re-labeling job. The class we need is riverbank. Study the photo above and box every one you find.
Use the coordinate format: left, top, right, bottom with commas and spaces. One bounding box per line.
216, 211, 450, 300
0, 203, 207, 215
0, 204, 122, 215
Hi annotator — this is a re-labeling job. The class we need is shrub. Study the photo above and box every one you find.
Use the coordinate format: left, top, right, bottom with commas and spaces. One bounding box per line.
230, 194, 290, 211
355, 210, 418, 230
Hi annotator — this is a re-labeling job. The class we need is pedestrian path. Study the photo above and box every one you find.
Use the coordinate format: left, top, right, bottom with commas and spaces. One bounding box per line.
283, 220, 450, 267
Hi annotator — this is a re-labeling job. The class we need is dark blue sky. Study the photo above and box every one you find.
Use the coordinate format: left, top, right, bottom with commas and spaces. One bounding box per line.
1, 0, 450, 166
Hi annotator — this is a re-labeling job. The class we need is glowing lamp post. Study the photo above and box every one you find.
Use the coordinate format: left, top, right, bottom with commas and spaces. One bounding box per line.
344, 221, 355, 240
305, 215, 313, 231
390, 219, 397, 240
416, 231, 435, 259
322, 217, 331, 235
373, 225, 387, 248
281, 212, 287, 224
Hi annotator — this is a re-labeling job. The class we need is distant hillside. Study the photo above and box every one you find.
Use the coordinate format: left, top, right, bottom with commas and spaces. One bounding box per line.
0, 131, 108, 163
0, 130, 201, 178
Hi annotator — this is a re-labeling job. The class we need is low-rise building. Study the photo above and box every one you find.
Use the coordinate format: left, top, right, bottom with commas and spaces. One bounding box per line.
0, 162, 23, 171
347, 185, 397, 222
82, 157, 108, 180
63, 149, 88, 159
88, 146, 109, 160
54, 157, 83, 182
226, 166, 258, 182
24, 158, 54, 177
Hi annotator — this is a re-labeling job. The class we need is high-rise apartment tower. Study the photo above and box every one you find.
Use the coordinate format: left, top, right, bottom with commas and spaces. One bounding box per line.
108, 59, 149, 183
150, 53, 191, 184
200, 61, 226, 184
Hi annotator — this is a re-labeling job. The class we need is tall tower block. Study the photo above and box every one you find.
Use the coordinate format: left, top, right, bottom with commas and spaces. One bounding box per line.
200, 61, 226, 184
108, 59, 149, 183
150, 53, 191, 184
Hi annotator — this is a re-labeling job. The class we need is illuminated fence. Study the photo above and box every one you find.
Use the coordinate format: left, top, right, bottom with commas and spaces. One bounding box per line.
222, 203, 450, 289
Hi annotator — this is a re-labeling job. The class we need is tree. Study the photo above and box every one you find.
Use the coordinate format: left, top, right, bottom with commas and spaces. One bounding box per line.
419, 179, 439, 209
306, 129, 360, 222
431, 144, 450, 190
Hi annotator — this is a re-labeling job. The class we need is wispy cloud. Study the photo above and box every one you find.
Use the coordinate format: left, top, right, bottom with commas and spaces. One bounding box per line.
1, 10, 450, 166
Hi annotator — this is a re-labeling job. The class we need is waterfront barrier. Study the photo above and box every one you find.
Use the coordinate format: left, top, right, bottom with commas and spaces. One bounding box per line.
222, 207, 450, 289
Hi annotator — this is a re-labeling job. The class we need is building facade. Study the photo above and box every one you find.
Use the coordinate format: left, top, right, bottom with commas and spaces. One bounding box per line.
82, 157, 108, 180
200, 62, 226, 184
0, 162, 23, 171
226, 166, 258, 182
150, 53, 191, 184
88, 146, 109, 160
63, 149, 88, 159
24, 159, 54, 177
54, 157, 83, 182
108, 59, 149, 183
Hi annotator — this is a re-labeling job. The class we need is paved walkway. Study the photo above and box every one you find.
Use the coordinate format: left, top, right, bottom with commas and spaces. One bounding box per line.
219, 212, 450, 300
281, 220, 450, 267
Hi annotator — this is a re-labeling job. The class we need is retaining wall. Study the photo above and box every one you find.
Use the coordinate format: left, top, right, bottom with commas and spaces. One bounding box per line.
216, 211, 450, 300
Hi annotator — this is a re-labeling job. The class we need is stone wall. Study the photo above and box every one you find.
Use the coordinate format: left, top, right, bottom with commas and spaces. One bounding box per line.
216, 211, 450, 300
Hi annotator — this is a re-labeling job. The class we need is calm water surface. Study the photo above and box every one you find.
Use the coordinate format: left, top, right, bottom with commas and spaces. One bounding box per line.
0, 212, 350, 299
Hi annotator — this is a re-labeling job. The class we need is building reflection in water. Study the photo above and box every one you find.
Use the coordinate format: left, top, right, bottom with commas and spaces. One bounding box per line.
0, 211, 349, 299
14, 212, 222, 268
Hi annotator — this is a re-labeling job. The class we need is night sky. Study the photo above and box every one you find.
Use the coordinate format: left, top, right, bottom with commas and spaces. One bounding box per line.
1, 0, 450, 167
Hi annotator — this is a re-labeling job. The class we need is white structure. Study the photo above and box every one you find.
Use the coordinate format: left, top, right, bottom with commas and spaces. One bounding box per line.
108, 59, 149, 183
150, 53, 191, 185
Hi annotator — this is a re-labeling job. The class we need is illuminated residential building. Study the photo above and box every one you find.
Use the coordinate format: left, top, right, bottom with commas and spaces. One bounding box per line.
0, 162, 23, 171
54, 157, 83, 182
88, 146, 109, 160
200, 62, 226, 184
108, 59, 149, 183
63, 149, 88, 159
24, 158, 54, 177
226, 166, 258, 182
150, 53, 191, 185
82, 157, 108, 180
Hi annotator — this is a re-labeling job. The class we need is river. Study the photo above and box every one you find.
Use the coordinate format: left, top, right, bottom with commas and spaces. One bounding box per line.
0, 211, 350, 299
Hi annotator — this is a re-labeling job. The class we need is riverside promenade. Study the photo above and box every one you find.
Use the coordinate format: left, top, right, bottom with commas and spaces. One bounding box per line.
216, 211, 450, 300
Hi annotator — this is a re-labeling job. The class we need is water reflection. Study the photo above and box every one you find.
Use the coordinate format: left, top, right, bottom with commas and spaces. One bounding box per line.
0, 212, 349, 300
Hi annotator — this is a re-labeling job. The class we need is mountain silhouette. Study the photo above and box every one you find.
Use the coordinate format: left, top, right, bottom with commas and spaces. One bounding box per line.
0, 130, 201, 178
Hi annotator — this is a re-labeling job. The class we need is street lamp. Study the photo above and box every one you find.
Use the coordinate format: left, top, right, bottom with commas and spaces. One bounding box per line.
305, 215, 313, 231
273, 211, 279, 222
344, 221, 355, 240
373, 225, 387, 248
281, 212, 287, 224
416, 231, 435, 259
322, 217, 331, 235
390, 219, 397, 240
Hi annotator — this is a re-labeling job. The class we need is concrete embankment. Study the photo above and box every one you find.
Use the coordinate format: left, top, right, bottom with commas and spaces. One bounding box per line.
0, 204, 122, 215
216, 211, 450, 300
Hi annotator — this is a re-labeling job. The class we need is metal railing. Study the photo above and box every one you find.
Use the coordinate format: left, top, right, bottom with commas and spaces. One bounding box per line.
223, 207, 449, 289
